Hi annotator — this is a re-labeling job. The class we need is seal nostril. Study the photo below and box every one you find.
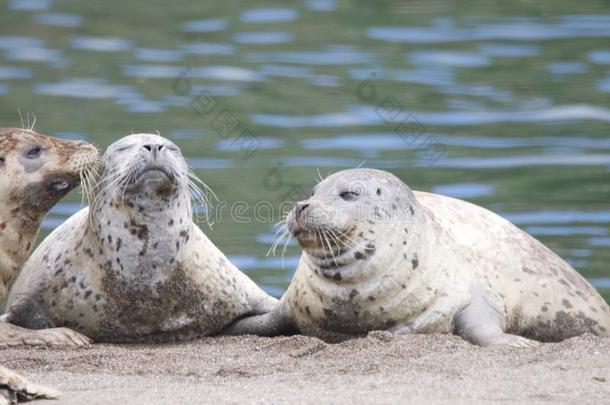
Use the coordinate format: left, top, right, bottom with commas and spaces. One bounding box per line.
143, 145, 152, 152
157, 145, 164, 152
296, 203, 309, 219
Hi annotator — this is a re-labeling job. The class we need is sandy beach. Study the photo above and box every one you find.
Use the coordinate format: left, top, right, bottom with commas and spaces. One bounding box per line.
1, 333, 608, 404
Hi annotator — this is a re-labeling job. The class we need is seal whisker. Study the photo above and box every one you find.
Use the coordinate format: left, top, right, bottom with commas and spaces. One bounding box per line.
320, 229, 338, 266
280, 228, 293, 269
334, 227, 369, 252
16, 109, 26, 132
186, 177, 212, 226
267, 223, 290, 257
29, 112, 37, 131
88, 160, 139, 213
186, 169, 218, 202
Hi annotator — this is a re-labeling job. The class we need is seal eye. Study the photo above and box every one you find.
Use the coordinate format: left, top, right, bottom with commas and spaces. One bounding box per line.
117, 145, 134, 152
340, 191, 359, 201
0, 157, 4, 166
26, 146, 42, 159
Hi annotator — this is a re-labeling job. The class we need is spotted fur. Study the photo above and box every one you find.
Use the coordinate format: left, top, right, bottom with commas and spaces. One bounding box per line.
5, 134, 277, 343
224, 168, 610, 347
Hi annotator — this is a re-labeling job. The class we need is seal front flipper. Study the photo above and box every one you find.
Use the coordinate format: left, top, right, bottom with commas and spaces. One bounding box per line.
453, 287, 540, 348
2, 296, 90, 347
0, 365, 60, 404
0, 320, 90, 347
221, 303, 295, 336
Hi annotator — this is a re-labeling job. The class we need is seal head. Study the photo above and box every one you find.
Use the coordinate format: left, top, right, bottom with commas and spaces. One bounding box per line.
287, 168, 421, 284
0, 128, 98, 299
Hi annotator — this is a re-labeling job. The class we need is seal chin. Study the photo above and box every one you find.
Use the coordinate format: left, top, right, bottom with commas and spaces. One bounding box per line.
127, 165, 178, 193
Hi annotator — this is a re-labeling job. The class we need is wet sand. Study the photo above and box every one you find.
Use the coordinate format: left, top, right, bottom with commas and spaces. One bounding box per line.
1, 333, 608, 404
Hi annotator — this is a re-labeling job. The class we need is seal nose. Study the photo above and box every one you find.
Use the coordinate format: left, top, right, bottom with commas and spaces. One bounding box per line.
295, 202, 309, 220
143, 143, 165, 160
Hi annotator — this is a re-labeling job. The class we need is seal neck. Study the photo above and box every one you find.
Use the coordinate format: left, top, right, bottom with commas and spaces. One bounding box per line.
0, 209, 43, 299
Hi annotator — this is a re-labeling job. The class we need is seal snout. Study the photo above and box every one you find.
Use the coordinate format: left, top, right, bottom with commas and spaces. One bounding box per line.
135, 141, 179, 185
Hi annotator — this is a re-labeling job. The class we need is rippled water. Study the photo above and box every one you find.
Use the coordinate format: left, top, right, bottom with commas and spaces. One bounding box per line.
0, 0, 608, 301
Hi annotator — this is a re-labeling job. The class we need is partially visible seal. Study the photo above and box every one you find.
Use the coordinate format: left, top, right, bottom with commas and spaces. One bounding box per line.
0, 127, 97, 403
0, 365, 59, 404
5, 134, 277, 343
224, 168, 610, 346
0, 127, 96, 347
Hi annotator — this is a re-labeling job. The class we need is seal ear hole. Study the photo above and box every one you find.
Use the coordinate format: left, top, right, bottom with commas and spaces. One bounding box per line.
376, 188, 382, 196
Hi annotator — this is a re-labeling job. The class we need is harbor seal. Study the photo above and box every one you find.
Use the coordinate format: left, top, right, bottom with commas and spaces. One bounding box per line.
0, 127, 96, 347
223, 168, 610, 346
4, 133, 277, 343
0, 127, 97, 403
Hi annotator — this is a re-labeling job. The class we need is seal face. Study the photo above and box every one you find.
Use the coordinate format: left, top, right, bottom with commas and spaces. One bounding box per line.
5, 134, 277, 343
224, 168, 610, 347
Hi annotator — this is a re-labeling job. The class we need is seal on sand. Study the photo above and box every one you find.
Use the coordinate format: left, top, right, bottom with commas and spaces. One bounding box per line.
223, 168, 610, 346
0, 127, 96, 347
4, 133, 277, 343
0, 127, 97, 403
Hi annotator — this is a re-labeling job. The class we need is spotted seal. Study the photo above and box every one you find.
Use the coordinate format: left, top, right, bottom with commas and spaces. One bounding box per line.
224, 168, 610, 346
4, 134, 277, 343
0, 128, 96, 347
0, 128, 97, 403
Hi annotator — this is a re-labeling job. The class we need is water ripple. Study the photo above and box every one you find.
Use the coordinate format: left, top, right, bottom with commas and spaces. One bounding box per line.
240, 8, 299, 24
182, 42, 235, 55
0, 66, 32, 79
408, 50, 492, 67
246, 46, 374, 65
368, 15, 610, 43
134, 48, 184, 62
433, 183, 495, 198
8, 0, 52, 11
72, 37, 132, 52
182, 18, 227, 33
254, 104, 610, 128
34, 13, 83, 28
233, 32, 294, 45
35, 78, 139, 99
589, 49, 610, 64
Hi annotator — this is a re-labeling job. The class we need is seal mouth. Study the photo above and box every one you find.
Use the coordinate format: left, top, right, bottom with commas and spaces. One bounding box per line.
135, 166, 176, 184
46, 173, 80, 194
291, 224, 356, 255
